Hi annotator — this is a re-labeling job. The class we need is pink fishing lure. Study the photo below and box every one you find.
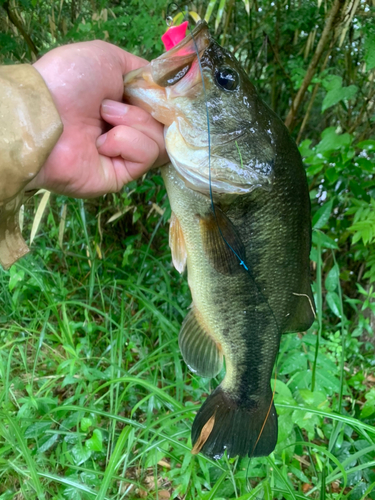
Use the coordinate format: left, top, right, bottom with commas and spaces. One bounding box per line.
161, 21, 188, 51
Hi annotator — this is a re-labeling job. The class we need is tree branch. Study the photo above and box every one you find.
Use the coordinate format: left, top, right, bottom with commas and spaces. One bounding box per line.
3, 0, 38, 59
296, 46, 333, 143
284, 0, 346, 131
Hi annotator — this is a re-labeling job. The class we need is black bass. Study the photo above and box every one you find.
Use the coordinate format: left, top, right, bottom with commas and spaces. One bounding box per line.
124, 21, 315, 459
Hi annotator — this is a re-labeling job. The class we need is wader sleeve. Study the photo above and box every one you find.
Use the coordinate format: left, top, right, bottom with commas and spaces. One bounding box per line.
0, 64, 63, 269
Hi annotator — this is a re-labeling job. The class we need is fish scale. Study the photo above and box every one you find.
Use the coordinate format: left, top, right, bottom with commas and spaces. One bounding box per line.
124, 20, 315, 459
162, 164, 282, 458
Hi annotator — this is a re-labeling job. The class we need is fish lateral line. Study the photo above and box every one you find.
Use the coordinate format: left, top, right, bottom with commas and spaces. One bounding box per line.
159, 13, 284, 460
178, 11, 281, 347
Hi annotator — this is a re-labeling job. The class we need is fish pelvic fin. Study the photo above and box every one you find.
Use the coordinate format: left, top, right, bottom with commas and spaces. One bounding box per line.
179, 307, 223, 378
191, 385, 277, 459
169, 212, 187, 274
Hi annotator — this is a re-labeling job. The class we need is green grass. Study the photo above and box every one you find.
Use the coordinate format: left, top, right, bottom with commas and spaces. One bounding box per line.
0, 189, 374, 500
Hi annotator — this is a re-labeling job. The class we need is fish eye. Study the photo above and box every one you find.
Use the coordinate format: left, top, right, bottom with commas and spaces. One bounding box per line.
215, 68, 239, 91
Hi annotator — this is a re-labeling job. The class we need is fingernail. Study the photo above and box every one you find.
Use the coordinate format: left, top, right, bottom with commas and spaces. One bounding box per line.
96, 133, 107, 148
101, 100, 128, 116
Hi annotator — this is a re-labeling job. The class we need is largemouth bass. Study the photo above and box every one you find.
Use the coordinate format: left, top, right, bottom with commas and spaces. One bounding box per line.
124, 21, 315, 459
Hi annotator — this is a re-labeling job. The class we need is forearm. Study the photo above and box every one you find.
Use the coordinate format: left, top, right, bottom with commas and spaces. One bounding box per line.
0, 64, 63, 269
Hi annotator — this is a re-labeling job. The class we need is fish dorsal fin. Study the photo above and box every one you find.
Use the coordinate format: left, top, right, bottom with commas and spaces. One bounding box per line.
169, 212, 187, 274
179, 307, 223, 378
199, 206, 246, 275
283, 286, 316, 334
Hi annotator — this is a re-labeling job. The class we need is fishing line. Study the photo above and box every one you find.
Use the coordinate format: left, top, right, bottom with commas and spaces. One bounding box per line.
164, 3, 281, 463
166, 2, 248, 270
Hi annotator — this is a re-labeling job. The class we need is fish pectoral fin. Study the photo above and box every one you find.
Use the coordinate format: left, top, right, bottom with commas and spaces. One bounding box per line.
169, 212, 187, 273
179, 307, 223, 378
199, 206, 246, 276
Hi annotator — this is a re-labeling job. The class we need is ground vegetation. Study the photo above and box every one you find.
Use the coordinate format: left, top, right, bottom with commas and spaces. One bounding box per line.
0, 0, 374, 498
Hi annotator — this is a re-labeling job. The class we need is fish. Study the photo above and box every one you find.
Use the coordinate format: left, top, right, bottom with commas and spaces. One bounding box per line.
123, 21, 315, 459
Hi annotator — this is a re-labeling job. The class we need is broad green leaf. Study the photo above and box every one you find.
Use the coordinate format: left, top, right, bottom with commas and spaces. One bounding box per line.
145, 441, 169, 467
85, 429, 103, 452
279, 351, 307, 375
276, 403, 375, 436
326, 291, 341, 317
322, 75, 342, 91
38, 433, 59, 454
361, 388, 375, 419
299, 389, 328, 408
292, 409, 321, 439
313, 200, 333, 229
292, 369, 312, 390
322, 75, 358, 112
71, 444, 92, 465
316, 127, 352, 153
80, 417, 93, 432
307, 162, 325, 176
316, 368, 341, 393
8, 267, 25, 292
274, 379, 293, 399
299, 139, 313, 157
277, 414, 294, 442
357, 139, 375, 151
325, 264, 340, 292
312, 230, 339, 249
25, 421, 51, 438
364, 32, 375, 70
348, 482, 369, 500
325, 167, 339, 183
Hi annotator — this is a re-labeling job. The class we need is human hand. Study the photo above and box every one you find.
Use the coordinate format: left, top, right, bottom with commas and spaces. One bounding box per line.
27, 40, 168, 197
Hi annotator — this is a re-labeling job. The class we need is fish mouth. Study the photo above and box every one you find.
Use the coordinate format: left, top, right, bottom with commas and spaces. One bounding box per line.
124, 21, 210, 87
124, 21, 211, 124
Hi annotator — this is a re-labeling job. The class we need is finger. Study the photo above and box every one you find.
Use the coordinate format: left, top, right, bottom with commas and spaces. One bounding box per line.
101, 100, 156, 127
97, 125, 160, 172
100, 100, 168, 166
98, 155, 153, 192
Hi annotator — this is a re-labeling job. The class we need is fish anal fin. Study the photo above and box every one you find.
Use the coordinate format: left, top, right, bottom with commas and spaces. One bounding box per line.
179, 307, 223, 378
199, 206, 246, 276
169, 212, 187, 273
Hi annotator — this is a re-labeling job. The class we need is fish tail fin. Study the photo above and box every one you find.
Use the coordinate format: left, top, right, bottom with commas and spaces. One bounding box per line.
191, 385, 277, 459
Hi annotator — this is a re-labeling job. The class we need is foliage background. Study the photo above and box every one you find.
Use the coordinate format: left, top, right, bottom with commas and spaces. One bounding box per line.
0, 0, 375, 499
